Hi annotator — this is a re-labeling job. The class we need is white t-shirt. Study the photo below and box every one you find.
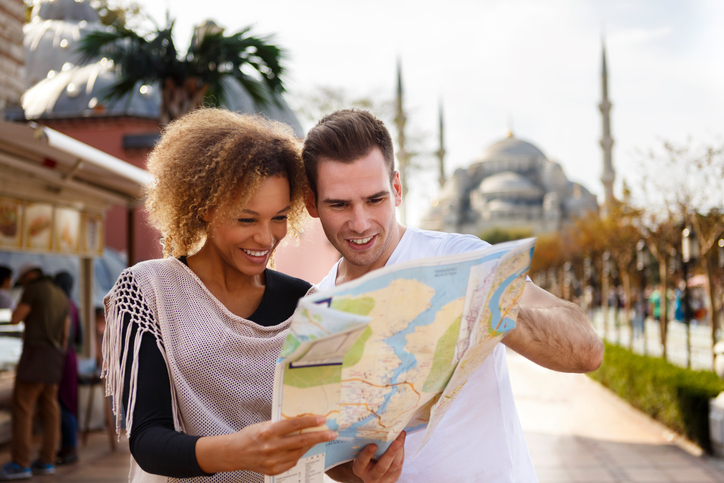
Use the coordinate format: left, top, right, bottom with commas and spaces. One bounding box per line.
318, 227, 537, 482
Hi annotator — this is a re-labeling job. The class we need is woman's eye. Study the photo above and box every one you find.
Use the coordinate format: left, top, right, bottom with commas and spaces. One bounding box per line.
273, 215, 288, 222
237, 218, 255, 224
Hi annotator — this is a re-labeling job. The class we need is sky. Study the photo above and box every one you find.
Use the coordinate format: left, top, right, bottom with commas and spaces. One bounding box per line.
141, 0, 724, 226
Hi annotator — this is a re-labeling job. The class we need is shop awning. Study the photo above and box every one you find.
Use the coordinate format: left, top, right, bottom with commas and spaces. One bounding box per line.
0, 119, 151, 211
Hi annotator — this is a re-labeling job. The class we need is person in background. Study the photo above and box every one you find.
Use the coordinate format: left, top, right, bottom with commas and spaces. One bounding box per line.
53, 272, 82, 466
0, 266, 14, 310
0, 264, 69, 480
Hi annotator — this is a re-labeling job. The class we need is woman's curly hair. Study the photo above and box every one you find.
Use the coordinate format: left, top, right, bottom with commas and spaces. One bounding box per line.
145, 108, 307, 258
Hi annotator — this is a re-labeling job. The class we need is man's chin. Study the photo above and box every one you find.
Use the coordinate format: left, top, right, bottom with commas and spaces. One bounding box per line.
340, 249, 379, 269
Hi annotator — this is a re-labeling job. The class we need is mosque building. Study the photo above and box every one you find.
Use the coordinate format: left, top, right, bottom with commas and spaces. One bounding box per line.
419, 133, 599, 235
419, 44, 614, 237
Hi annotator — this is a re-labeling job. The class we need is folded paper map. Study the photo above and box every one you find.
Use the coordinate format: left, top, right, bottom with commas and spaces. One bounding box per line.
266, 238, 536, 483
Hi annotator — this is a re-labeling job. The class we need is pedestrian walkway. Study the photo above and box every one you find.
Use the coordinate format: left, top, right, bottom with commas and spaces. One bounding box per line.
508, 347, 724, 482
2, 350, 724, 482
0, 430, 130, 482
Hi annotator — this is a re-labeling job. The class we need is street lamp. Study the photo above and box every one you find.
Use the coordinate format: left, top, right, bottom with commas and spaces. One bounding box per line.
563, 261, 573, 301
718, 238, 724, 269
682, 226, 699, 369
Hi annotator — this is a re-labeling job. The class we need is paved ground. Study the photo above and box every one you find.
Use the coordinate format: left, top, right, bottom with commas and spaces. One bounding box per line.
0, 429, 130, 482
2, 350, 724, 482
508, 348, 724, 482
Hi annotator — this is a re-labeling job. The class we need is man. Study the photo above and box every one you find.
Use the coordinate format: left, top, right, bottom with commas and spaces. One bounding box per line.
0, 264, 69, 480
302, 109, 604, 482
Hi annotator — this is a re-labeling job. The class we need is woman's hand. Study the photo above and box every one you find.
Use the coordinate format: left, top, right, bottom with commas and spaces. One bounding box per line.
196, 415, 337, 475
326, 431, 406, 483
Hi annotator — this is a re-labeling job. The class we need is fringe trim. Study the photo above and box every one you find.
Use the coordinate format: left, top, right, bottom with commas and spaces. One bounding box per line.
101, 269, 181, 440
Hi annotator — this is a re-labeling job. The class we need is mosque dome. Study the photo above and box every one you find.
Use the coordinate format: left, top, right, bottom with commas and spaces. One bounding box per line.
541, 160, 568, 194
24, 0, 104, 87
478, 133, 547, 162
20, 0, 303, 135
22, 59, 160, 119
30, 0, 99, 22
478, 171, 543, 199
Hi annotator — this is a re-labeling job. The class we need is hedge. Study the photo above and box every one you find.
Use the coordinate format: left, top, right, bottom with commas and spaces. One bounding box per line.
588, 341, 724, 453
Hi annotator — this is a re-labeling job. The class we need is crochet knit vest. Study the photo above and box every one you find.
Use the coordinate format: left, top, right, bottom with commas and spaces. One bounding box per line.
103, 258, 290, 482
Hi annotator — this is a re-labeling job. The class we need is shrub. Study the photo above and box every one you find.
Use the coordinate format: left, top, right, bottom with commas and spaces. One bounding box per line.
588, 341, 724, 453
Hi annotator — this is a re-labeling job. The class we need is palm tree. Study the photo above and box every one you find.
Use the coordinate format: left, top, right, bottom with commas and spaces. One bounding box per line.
77, 19, 286, 124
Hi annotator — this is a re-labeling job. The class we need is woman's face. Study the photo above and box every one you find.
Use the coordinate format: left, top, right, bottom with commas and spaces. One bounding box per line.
205, 176, 291, 278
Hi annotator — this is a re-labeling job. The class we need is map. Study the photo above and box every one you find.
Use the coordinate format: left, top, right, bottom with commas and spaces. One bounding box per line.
266, 238, 535, 483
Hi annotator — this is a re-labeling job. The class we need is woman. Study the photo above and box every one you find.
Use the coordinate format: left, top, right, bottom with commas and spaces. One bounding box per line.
102, 109, 337, 482
53, 271, 82, 466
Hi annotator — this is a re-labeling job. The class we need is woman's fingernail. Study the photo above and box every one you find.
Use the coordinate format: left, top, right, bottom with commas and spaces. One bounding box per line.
316, 416, 326, 425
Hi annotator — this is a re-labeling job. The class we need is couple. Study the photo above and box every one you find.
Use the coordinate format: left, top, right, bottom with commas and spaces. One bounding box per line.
103, 108, 604, 483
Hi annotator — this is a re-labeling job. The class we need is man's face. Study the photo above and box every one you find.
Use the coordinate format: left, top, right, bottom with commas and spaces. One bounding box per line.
307, 148, 402, 276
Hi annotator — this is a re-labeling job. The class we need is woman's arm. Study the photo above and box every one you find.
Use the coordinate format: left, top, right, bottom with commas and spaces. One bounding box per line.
123, 317, 211, 477
122, 314, 337, 477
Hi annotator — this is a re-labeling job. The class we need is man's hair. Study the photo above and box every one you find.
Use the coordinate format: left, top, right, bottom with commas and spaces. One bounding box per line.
302, 109, 395, 199
0, 266, 11, 286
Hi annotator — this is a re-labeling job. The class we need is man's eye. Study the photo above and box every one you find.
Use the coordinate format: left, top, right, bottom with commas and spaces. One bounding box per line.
369, 198, 384, 204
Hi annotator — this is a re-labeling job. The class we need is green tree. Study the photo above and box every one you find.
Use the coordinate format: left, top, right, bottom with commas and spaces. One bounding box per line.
478, 228, 532, 245
637, 139, 724, 367
77, 18, 287, 124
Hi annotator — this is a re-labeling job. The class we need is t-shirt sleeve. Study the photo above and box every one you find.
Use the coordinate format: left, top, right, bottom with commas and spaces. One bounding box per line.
440, 233, 491, 256
121, 312, 213, 478
18, 283, 36, 307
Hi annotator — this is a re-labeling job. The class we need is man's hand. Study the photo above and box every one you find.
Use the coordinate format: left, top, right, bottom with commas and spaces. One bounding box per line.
326, 431, 406, 483
503, 281, 603, 373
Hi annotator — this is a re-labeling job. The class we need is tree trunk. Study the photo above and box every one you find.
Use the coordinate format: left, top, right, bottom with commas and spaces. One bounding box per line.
659, 259, 669, 360
161, 77, 209, 125
703, 255, 719, 371
622, 271, 633, 350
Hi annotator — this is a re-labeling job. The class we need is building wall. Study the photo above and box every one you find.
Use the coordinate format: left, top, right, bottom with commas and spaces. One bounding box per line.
274, 218, 340, 284
37, 117, 162, 264
0, 0, 25, 115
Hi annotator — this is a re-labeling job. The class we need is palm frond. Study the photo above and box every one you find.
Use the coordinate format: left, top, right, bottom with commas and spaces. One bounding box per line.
189, 27, 286, 107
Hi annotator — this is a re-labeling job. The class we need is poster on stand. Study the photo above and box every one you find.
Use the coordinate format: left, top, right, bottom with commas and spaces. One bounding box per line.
82, 213, 103, 257
0, 197, 23, 249
55, 207, 80, 253
24, 203, 53, 252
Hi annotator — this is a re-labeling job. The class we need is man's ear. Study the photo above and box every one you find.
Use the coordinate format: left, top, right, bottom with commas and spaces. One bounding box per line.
392, 171, 403, 207
305, 190, 319, 218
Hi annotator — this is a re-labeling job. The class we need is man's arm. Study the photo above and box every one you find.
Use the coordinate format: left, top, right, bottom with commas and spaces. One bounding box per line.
10, 303, 30, 325
61, 315, 71, 350
502, 281, 603, 373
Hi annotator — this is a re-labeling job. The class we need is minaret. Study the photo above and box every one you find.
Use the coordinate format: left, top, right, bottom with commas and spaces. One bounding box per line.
394, 59, 410, 224
436, 100, 446, 188
599, 39, 616, 214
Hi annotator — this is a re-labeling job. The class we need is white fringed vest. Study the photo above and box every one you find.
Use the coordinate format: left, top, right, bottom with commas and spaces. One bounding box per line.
103, 258, 290, 482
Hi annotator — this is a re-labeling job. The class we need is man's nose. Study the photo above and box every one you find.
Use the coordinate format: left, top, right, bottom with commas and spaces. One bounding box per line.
348, 205, 372, 234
